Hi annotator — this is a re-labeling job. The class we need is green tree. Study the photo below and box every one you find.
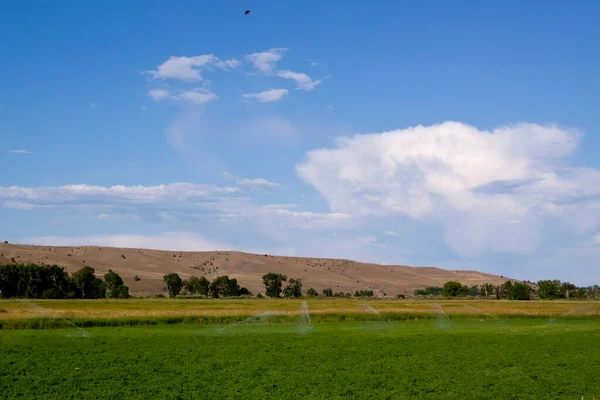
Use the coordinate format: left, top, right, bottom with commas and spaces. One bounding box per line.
496, 281, 513, 299
479, 283, 495, 298
322, 288, 333, 297
209, 276, 240, 298
239, 287, 251, 296
163, 273, 183, 298
115, 284, 130, 299
71, 266, 98, 299
443, 281, 462, 297
561, 282, 577, 300
283, 278, 303, 298
458, 285, 470, 297
197, 276, 210, 296
104, 269, 124, 298
90, 278, 106, 299
306, 288, 318, 297
262, 273, 287, 298
537, 280, 561, 299
468, 285, 479, 297
509, 282, 532, 300
183, 276, 209, 295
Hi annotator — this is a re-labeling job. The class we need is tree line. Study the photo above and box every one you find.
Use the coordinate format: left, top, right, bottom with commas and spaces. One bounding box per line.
0, 263, 129, 299
415, 280, 600, 301
162, 273, 251, 298
161, 272, 377, 299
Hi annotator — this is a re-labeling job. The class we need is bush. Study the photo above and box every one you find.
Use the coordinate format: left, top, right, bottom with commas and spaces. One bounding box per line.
306, 288, 318, 297
323, 288, 333, 297
134, 275, 141, 282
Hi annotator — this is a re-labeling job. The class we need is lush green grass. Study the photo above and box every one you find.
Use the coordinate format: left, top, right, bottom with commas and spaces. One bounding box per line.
2, 319, 600, 399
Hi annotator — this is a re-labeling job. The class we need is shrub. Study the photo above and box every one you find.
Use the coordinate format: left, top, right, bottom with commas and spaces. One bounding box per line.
134, 275, 141, 281
306, 288, 318, 297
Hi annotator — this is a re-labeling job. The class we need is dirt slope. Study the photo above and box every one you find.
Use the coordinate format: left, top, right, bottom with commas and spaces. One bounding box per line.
0, 242, 512, 296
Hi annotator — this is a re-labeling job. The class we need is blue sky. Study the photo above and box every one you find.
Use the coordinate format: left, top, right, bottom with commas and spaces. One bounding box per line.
1, 0, 599, 284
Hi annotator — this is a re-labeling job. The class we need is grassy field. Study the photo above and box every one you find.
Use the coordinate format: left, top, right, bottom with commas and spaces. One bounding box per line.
2, 319, 600, 399
2, 300, 600, 399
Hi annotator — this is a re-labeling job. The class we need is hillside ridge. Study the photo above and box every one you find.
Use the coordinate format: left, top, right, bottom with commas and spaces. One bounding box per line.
0, 242, 513, 296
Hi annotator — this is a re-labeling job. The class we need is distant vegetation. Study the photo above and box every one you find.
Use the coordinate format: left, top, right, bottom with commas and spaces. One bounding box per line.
2, 263, 598, 301
162, 273, 250, 298
0, 264, 129, 299
414, 280, 600, 300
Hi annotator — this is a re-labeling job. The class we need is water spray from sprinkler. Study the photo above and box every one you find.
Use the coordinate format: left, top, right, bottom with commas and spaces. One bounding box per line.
20, 299, 92, 337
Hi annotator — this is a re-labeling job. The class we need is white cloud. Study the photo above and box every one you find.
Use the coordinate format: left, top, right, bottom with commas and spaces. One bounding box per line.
245, 48, 287, 73
25, 232, 233, 252
0, 183, 239, 208
148, 88, 218, 105
277, 70, 322, 91
236, 178, 280, 189
97, 213, 141, 221
225, 58, 242, 68
148, 54, 234, 81
241, 88, 288, 103
148, 89, 170, 101
384, 230, 397, 236
6, 149, 31, 154
296, 121, 599, 256
0, 182, 346, 235
178, 89, 218, 104
594, 234, 600, 245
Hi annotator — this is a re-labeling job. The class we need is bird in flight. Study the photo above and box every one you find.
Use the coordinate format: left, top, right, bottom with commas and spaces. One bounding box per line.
245, 10, 251, 15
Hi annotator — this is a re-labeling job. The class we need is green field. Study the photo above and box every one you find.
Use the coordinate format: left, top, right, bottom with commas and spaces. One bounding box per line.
2, 318, 600, 399
2, 300, 600, 399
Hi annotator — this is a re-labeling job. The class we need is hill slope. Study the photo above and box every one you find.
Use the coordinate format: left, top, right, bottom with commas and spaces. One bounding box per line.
0, 243, 512, 296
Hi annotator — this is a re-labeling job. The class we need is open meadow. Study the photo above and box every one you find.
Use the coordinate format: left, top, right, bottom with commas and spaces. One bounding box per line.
2, 299, 600, 399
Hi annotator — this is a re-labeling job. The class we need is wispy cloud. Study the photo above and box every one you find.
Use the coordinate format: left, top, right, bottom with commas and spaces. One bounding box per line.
148, 54, 238, 81
148, 89, 170, 101
277, 70, 322, 91
245, 48, 287, 73
178, 89, 218, 104
241, 88, 288, 103
148, 88, 218, 105
236, 178, 280, 189
6, 149, 31, 154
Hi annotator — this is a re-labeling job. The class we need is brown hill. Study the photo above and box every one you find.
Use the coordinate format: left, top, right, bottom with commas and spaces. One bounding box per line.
0, 242, 513, 297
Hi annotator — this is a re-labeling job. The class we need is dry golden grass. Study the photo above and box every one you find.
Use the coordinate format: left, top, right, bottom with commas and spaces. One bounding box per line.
1, 299, 599, 321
